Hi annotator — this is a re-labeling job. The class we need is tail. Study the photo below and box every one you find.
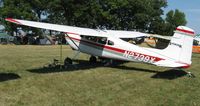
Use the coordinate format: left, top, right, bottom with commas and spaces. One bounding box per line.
162, 26, 195, 67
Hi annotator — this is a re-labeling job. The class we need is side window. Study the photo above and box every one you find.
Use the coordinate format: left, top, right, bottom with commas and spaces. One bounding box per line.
81, 36, 97, 42
108, 40, 114, 45
98, 37, 107, 45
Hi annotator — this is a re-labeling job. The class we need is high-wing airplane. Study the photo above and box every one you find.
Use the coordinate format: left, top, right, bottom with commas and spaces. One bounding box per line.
5, 18, 195, 69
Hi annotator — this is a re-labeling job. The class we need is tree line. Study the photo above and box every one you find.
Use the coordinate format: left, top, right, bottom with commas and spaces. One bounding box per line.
0, 0, 187, 36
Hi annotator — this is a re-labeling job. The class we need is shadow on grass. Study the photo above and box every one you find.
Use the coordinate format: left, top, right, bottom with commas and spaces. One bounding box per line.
27, 60, 106, 73
151, 69, 187, 80
27, 59, 187, 80
0, 73, 21, 82
28, 59, 152, 73
112, 66, 187, 79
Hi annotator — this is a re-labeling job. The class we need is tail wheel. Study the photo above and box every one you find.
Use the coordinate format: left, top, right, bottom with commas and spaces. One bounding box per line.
89, 56, 97, 63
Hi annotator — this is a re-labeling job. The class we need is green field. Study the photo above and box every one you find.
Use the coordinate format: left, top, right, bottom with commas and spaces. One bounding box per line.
0, 45, 200, 106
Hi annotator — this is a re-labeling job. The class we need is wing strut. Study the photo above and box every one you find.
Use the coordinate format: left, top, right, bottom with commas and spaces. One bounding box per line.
63, 34, 82, 68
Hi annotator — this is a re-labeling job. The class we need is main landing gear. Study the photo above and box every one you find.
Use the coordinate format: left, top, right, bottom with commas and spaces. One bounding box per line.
64, 57, 73, 65
89, 56, 114, 66
63, 51, 80, 68
62, 55, 98, 69
63, 55, 113, 68
89, 56, 97, 63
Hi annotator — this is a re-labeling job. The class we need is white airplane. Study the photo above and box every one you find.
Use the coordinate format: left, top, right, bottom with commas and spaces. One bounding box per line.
5, 18, 195, 69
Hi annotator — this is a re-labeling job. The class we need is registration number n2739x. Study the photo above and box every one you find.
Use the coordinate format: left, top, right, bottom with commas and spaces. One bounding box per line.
123, 51, 157, 63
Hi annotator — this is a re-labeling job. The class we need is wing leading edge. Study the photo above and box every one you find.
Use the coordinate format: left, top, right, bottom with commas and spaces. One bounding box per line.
5, 18, 108, 37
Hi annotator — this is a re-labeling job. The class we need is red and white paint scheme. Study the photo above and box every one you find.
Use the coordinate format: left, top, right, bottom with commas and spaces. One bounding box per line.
6, 18, 195, 68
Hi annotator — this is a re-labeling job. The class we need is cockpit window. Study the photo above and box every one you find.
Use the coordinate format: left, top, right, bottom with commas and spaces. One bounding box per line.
80, 35, 107, 45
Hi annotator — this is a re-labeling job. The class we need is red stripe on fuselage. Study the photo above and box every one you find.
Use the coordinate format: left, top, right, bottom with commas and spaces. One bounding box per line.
176, 28, 194, 35
66, 36, 164, 62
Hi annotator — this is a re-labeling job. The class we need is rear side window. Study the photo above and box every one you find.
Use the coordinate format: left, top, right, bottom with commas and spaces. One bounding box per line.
108, 40, 114, 45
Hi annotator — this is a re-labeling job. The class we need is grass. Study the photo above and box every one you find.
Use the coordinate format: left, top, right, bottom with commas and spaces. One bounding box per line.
0, 45, 200, 106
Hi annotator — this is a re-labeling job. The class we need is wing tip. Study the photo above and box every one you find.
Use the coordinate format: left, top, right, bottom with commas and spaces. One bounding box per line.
5, 18, 21, 24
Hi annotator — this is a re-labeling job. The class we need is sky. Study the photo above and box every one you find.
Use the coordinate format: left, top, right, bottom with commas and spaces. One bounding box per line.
164, 0, 200, 34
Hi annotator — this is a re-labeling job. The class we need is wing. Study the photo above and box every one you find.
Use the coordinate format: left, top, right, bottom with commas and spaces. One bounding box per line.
5, 18, 107, 37
6, 18, 168, 39
107, 30, 150, 38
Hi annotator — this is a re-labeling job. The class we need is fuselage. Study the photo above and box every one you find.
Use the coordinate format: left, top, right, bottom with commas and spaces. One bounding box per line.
65, 32, 191, 69
65, 33, 168, 64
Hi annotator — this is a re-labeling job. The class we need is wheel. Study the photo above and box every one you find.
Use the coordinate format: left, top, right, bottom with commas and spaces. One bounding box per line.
89, 56, 97, 63
64, 57, 72, 65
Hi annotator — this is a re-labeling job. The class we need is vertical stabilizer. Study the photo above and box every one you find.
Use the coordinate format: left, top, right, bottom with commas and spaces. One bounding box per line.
162, 26, 195, 66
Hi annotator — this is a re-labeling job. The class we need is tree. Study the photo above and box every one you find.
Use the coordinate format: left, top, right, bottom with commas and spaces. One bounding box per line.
159, 9, 187, 36
28, 0, 50, 21
0, 0, 35, 36
166, 9, 187, 27
164, 9, 187, 36
0, 0, 185, 37
0, 0, 50, 38
47, 0, 102, 28
154, 9, 187, 49
47, 0, 167, 32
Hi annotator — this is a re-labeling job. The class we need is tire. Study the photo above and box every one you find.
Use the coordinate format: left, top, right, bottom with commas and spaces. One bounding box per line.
89, 56, 97, 63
